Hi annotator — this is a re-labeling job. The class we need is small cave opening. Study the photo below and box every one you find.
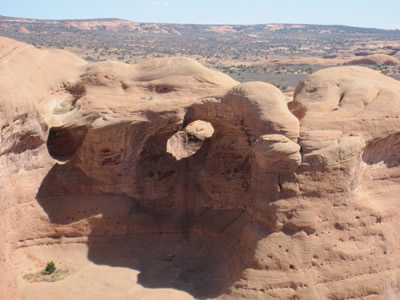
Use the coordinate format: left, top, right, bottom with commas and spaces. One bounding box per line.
46, 126, 87, 161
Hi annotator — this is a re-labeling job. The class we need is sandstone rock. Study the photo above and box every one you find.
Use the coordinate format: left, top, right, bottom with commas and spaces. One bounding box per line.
299, 130, 365, 167
167, 120, 214, 160
253, 134, 301, 173
290, 66, 400, 141
184, 120, 215, 140
347, 53, 400, 66
253, 53, 400, 68
1, 38, 400, 300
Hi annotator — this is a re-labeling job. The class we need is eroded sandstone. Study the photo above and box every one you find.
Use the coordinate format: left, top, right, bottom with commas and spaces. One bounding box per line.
1, 37, 400, 299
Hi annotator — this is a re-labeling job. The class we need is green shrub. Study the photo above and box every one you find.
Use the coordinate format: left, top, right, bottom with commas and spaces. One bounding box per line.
45, 261, 56, 274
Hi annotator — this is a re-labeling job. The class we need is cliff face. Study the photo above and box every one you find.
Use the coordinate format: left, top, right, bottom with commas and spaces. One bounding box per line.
1, 36, 400, 299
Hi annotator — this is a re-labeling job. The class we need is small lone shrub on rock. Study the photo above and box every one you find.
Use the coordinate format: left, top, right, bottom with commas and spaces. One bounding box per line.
23, 261, 69, 283
45, 261, 56, 274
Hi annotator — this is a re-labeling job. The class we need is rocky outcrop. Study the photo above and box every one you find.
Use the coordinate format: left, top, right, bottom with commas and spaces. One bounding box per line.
347, 54, 400, 66
1, 37, 400, 299
253, 53, 400, 68
167, 120, 215, 160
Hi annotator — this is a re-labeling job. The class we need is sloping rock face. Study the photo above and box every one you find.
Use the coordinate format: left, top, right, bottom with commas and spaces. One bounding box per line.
347, 54, 400, 66
1, 37, 400, 299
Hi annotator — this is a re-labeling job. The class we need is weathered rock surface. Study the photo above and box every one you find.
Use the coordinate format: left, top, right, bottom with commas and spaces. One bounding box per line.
347, 54, 400, 66
254, 53, 400, 68
167, 120, 215, 160
1, 37, 400, 299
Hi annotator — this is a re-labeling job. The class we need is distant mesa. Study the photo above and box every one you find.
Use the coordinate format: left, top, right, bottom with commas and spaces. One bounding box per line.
4, 18, 182, 35
59, 20, 182, 34
207, 25, 238, 34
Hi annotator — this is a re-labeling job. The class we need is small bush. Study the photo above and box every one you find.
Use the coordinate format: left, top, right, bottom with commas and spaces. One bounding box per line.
23, 261, 69, 283
45, 261, 56, 274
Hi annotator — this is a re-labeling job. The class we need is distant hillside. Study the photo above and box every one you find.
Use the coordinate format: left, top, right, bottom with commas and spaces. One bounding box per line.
0, 15, 396, 35
0, 15, 399, 70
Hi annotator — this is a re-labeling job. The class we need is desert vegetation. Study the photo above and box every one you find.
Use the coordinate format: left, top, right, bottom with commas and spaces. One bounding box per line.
23, 261, 69, 283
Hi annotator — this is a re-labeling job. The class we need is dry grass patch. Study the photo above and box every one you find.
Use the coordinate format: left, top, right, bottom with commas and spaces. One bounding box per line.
23, 262, 69, 283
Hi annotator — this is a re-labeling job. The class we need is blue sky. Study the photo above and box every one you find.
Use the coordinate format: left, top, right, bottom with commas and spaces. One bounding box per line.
1, 0, 399, 29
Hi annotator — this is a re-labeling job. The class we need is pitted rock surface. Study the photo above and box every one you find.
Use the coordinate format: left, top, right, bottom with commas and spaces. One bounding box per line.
1, 37, 400, 300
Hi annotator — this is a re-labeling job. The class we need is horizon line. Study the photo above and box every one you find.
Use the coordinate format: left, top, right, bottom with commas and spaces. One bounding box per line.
0, 14, 397, 32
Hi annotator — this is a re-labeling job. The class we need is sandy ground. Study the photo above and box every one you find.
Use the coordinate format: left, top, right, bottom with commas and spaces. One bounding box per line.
13, 234, 237, 300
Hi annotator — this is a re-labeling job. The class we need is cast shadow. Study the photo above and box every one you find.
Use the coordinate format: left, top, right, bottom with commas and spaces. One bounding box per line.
36, 162, 253, 299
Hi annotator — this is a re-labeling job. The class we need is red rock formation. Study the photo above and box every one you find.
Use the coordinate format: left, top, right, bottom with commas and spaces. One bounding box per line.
347, 54, 400, 66
1, 37, 400, 299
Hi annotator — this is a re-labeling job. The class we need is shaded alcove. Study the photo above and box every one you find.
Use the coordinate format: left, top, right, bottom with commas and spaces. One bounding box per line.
362, 132, 400, 168
46, 126, 87, 161
360, 132, 400, 208
34, 119, 272, 299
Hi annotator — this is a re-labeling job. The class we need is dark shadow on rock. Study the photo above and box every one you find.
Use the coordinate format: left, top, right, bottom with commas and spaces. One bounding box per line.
85, 231, 245, 299
35, 119, 274, 299
362, 132, 400, 168
47, 126, 88, 161
36, 162, 255, 299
